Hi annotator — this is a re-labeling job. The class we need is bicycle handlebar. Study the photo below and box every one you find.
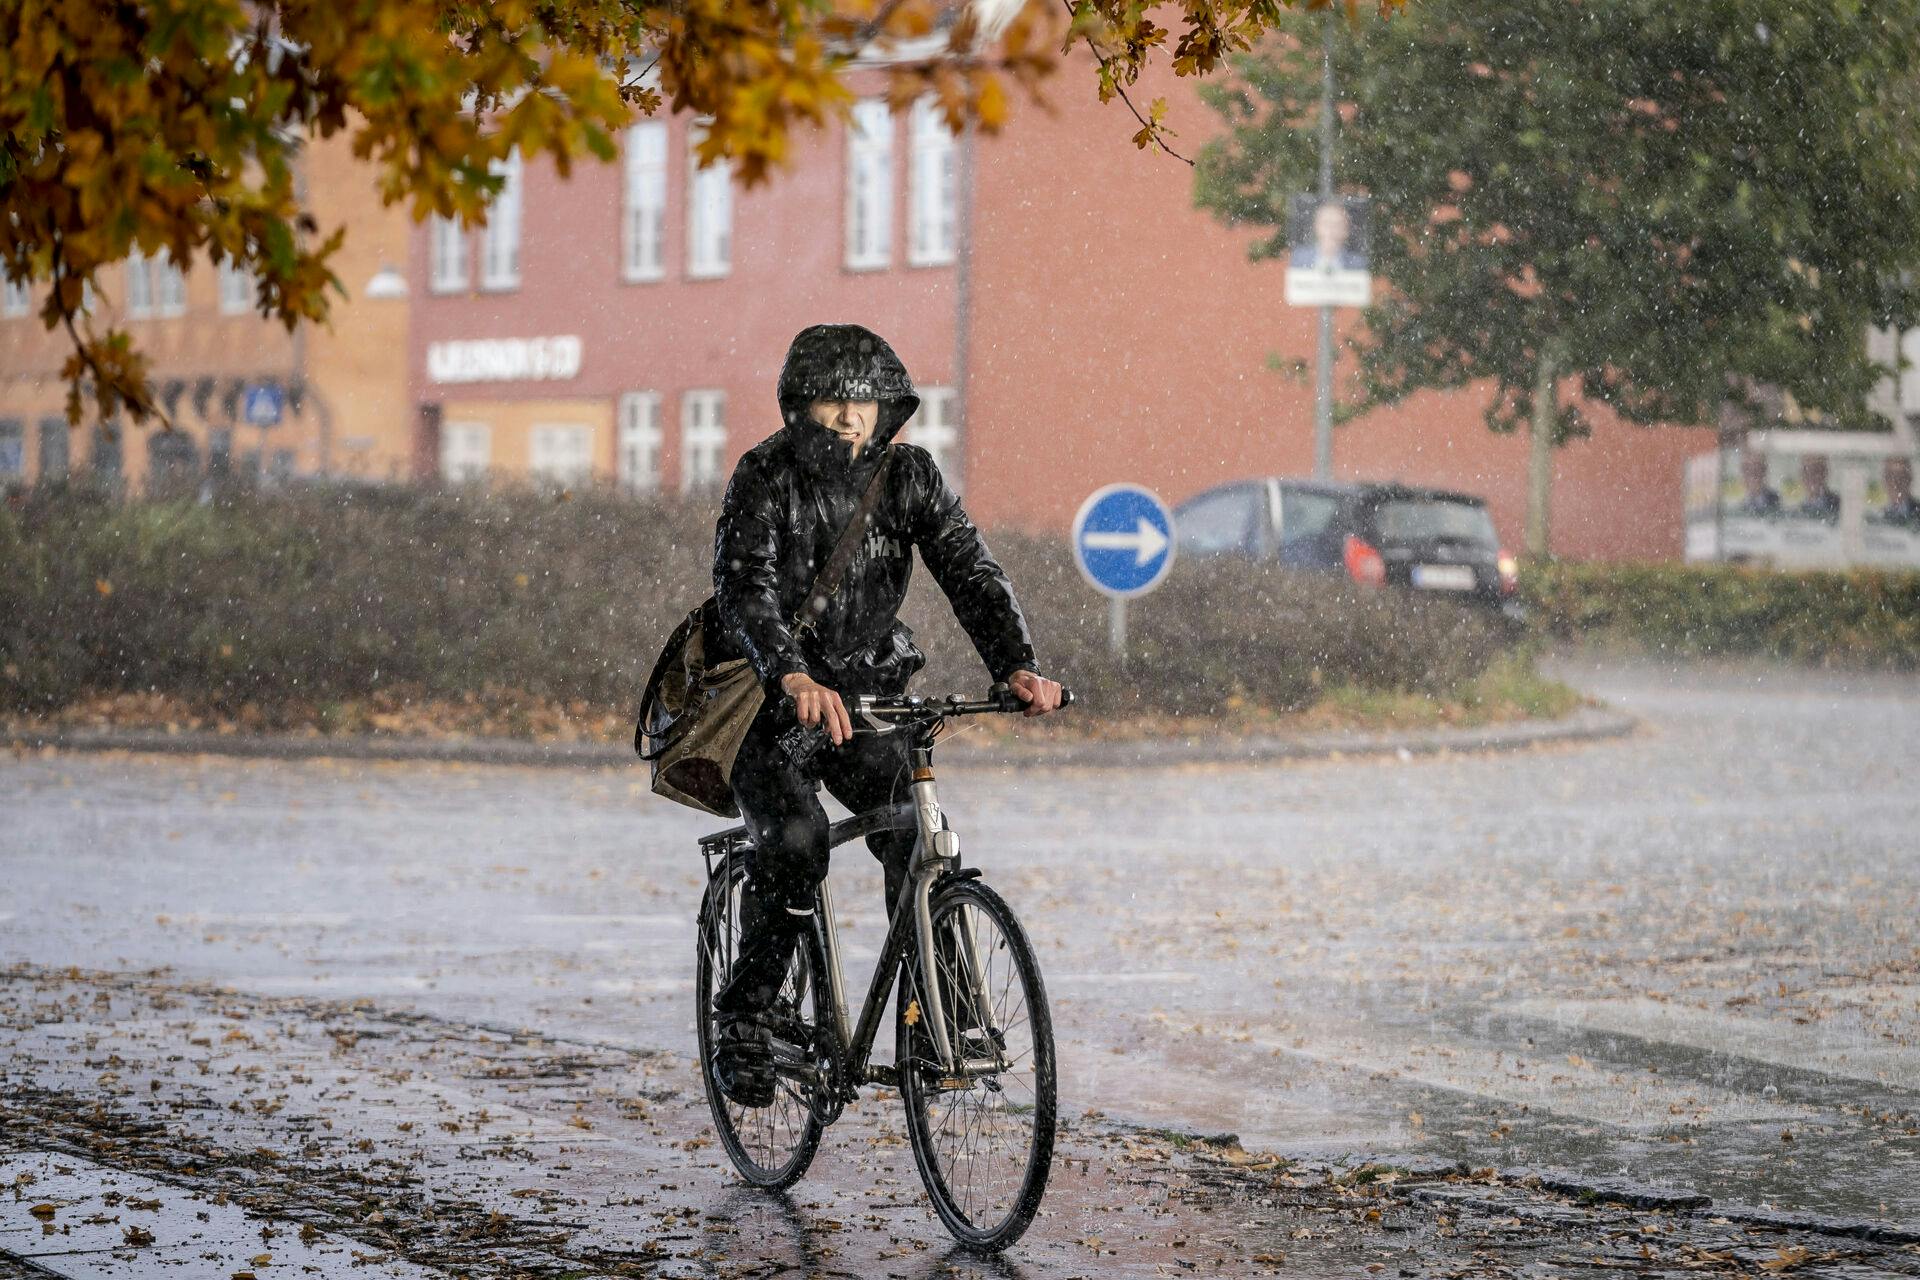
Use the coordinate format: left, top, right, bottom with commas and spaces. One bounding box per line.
850, 681, 1075, 725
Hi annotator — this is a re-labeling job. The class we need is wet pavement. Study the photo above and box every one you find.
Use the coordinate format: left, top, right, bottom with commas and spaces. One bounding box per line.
4, 656, 1920, 1275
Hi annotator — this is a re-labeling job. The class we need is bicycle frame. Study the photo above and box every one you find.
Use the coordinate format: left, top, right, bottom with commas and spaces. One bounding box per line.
816, 730, 996, 1086
700, 726, 1001, 1095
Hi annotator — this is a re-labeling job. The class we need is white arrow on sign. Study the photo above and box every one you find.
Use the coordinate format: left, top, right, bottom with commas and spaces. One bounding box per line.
1081, 517, 1170, 567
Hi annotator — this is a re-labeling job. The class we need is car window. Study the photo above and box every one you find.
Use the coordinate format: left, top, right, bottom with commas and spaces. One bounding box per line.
1375, 498, 1498, 546
1279, 489, 1340, 543
1176, 488, 1259, 555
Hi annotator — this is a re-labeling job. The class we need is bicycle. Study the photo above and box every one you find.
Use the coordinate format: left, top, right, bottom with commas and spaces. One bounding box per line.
692, 682, 1072, 1251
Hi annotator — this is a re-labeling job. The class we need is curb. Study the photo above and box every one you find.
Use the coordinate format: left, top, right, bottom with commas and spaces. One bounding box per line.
5, 707, 1636, 772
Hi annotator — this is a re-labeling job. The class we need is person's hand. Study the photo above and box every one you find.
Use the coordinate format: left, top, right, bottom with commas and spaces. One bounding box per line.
1007, 670, 1063, 718
781, 672, 852, 745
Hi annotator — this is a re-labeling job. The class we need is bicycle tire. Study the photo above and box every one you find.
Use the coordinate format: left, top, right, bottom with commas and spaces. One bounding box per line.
695, 856, 826, 1189
897, 878, 1057, 1251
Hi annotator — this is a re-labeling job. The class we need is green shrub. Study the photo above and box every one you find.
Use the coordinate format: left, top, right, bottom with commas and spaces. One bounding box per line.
1, 485, 1510, 718
1522, 561, 1920, 669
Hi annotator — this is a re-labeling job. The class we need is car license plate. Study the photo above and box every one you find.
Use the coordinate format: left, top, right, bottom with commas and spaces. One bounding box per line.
1411, 564, 1476, 591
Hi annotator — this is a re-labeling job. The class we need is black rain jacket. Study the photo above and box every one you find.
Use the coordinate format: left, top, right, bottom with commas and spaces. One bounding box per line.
707, 324, 1038, 698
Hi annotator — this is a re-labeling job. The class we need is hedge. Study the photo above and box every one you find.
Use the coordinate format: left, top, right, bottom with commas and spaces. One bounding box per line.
0, 485, 1509, 719
1522, 561, 1920, 668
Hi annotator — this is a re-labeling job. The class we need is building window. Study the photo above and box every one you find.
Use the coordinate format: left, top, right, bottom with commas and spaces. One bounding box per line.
481, 151, 523, 290
687, 123, 731, 279
218, 258, 253, 314
530, 422, 593, 487
126, 251, 186, 320
623, 123, 668, 282
681, 390, 727, 494
90, 424, 123, 481
0, 419, 23, 479
431, 216, 468, 293
617, 391, 663, 493
440, 420, 491, 483
2, 274, 28, 318
38, 418, 69, 480
906, 387, 962, 491
846, 99, 893, 270
909, 96, 958, 266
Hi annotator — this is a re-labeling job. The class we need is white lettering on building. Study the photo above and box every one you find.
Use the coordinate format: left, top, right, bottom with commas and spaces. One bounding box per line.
427, 335, 584, 384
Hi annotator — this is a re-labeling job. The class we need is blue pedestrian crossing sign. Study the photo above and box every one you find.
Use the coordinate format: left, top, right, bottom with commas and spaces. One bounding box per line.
1072, 483, 1175, 599
242, 383, 284, 428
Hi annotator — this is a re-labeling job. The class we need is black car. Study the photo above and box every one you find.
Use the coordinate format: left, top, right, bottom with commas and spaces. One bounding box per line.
1173, 478, 1523, 619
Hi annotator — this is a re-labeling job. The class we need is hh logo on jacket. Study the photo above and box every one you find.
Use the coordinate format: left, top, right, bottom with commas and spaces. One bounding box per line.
865, 531, 905, 560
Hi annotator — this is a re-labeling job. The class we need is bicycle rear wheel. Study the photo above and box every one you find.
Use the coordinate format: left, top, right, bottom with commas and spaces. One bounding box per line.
696, 856, 826, 1188
897, 878, 1057, 1251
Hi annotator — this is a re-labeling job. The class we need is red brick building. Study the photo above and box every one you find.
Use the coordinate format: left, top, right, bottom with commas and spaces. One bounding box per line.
408, 52, 1716, 560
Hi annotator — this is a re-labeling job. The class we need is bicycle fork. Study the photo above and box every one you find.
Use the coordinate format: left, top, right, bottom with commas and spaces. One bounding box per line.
901, 745, 1007, 1080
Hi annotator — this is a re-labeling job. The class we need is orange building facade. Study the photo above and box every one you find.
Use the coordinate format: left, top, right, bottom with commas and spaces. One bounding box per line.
0, 135, 415, 493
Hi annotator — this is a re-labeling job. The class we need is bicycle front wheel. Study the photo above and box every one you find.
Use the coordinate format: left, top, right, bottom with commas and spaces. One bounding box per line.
897, 878, 1057, 1251
695, 856, 825, 1189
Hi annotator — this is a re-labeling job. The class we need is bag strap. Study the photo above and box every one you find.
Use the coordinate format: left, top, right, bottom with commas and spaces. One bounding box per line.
793, 447, 893, 638
635, 605, 705, 760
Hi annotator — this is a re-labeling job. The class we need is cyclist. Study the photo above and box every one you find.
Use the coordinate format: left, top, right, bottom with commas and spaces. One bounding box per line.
706, 322, 1063, 1107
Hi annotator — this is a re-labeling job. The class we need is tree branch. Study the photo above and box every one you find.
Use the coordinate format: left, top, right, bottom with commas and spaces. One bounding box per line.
1058, 0, 1193, 165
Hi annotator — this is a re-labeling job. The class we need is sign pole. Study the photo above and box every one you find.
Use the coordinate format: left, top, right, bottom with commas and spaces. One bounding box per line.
1313, 11, 1336, 482
1107, 597, 1128, 667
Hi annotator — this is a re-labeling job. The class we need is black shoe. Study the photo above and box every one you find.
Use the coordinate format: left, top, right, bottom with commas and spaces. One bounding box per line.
713, 1011, 776, 1108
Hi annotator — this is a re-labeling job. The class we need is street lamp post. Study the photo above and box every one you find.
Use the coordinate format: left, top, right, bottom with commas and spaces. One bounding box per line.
1313, 11, 1336, 482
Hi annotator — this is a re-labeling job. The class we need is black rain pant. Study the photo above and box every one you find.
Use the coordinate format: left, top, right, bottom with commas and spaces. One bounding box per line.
711, 703, 916, 1017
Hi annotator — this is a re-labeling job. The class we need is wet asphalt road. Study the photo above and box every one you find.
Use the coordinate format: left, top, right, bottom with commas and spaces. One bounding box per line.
4, 656, 1920, 1274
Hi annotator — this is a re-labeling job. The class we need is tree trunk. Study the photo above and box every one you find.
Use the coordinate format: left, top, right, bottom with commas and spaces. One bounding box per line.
1526, 349, 1558, 560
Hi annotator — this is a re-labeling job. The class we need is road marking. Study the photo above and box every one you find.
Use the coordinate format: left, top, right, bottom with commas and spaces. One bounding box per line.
592, 977, 692, 995
1051, 971, 1199, 985
226, 973, 438, 994
0, 1150, 444, 1276
1506, 995, 1920, 1091
524, 913, 687, 927
156, 911, 353, 928
1245, 1029, 1812, 1129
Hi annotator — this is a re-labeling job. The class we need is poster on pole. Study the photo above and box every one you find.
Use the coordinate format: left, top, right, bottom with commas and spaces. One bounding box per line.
1284, 194, 1372, 308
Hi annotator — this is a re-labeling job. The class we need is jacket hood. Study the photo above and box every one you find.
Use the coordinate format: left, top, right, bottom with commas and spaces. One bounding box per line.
777, 323, 920, 472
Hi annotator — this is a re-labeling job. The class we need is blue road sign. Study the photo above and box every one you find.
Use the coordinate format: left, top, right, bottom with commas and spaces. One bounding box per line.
1072, 483, 1175, 599
242, 383, 284, 428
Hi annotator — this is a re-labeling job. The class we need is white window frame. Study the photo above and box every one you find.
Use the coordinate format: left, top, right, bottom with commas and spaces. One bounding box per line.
126, 250, 185, 319
2, 274, 28, 318
430, 215, 468, 293
617, 391, 663, 493
124, 252, 154, 318
480, 150, 523, 291
909, 95, 958, 266
680, 390, 727, 494
529, 421, 594, 488
845, 99, 894, 271
907, 386, 962, 491
218, 258, 252, 315
159, 257, 186, 315
623, 123, 668, 282
687, 122, 732, 280
440, 420, 491, 484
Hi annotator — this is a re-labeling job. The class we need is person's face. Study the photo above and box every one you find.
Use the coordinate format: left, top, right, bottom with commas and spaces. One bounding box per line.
1741, 451, 1769, 493
1801, 455, 1829, 493
1887, 457, 1914, 502
1313, 204, 1351, 256
807, 399, 880, 457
